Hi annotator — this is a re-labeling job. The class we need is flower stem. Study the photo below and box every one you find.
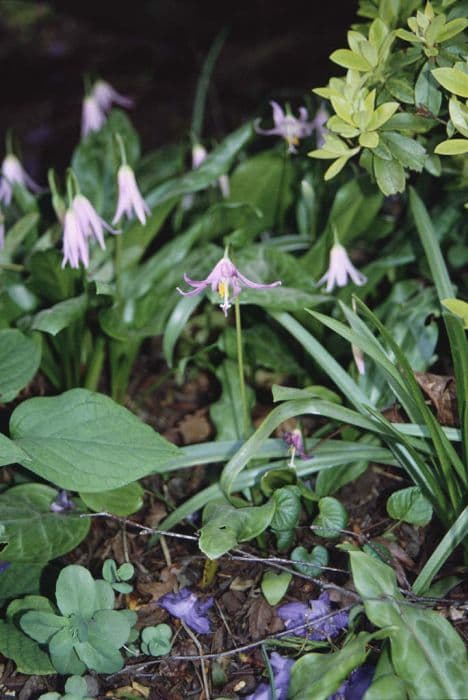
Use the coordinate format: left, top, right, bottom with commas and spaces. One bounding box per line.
84, 335, 106, 391
234, 297, 249, 438
114, 234, 123, 300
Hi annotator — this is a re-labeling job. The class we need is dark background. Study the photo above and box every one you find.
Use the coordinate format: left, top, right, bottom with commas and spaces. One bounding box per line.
0, 0, 357, 178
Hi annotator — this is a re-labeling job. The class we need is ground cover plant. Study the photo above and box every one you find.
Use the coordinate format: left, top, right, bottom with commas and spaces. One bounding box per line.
0, 0, 467, 698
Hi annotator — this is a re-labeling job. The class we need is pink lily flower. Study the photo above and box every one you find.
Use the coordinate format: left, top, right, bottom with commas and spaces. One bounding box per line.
255, 101, 315, 153
92, 80, 133, 112
62, 208, 89, 269
81, 95, 106, 138
283, 429, 309, 467
0, 211, 4, 249
0, 154, 42, 206
177, 254, 281, 316
113, 164, 150, 225
73, 194, 117, 250
318, 243, 367, 293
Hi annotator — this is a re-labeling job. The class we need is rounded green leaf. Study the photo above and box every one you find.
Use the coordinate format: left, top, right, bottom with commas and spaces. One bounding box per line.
386, 486, 433, 526
271, 486, 301, 533
432, 67, 468, 98
80, 482, 144, 517
434, 138, 468, 155
373, 155, 405, 196
291, 545, 329, 577
0, 620, 55, 675
117, 563, 134, 581
0, 329, 41, 403
9, 388, 179, 491
141, 623, 173, 656
56, 565, 97, 619
313, 497, 348, 538
261, 570, 292, 606
49, 627, 86, 676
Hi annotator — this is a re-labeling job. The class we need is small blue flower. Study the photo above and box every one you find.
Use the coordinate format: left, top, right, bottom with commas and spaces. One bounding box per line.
277, 592, 348, 640
329, 665, 375, 700
50, 490, 75, 513
246, 652, 293, 700
158, 588, 213, 634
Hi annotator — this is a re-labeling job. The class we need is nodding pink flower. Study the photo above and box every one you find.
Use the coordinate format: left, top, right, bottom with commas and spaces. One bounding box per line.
113, 164, 150, 226
311, 105, 329, 148
255, 101, 315, 153
0, 154, 42, 205
73, 194, 117, 250
0, 211, 4, 250
92, 80, 134, 112
191, 143, 230, 199
62, 208, 89, 269
81, 95, 106, 138
177, 254, 282, 316
283, 429, 309, 467
318, 243, 367, 293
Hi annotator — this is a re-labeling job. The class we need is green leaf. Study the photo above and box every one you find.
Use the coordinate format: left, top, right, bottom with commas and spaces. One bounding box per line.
368, 102, 399, 130
441, 298, 468, 328
316, 460, 368, 498
359, 131, 379, 148
0, 562, 44, 603
8, 388, 179, 491
141, 623, 173, 656
19, 611, 67, 644
49, 627, 86, 675
434, 138, 468, 155
365, 673, 408, 700
29, 250, 81, 304
261, 570, 292, 606
0, 329, 41, 403
387, 486, 433, 526
382, 132, 427, 171
386, 77, 415, 104
313, 497, 348, 538
0, 484, 89, 563
432, 67, 468, 98
163, 295, 202, 367
0, 212, 39, 264
79, 482, 144, 516
64, 676, 89, 697
0, 620, 55, 675
289, 631, 380, 699
291, 545, 329, 577
350, 551, 468, 699
373, 155, 405, 195
210, 360, 255, 441
415, 61, 442, 116
31, 295, 88, 336
330, 49, 372, 71
56, 565, 103, 618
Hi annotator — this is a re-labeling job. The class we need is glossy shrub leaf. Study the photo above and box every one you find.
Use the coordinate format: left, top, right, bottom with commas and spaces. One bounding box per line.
313, 497, 348, 538
415, 62, 442, 116
0, 484, 89, 563
387, 486, 433, 526
350, 551, 468, 699
373, 155, 405, 195
0, 329, 41, 403
79, 481, 144, 516
434, 139, 468, 156
8, 388, 179, 491
432, 67, 468, 98
381, 132, 426, 171
261, 570, 292, 606
291, 545, 329, 577
0, 621, 55, 675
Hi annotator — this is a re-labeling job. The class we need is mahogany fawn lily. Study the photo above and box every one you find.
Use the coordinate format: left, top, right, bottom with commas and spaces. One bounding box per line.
177, 253, 281, 316
0, 154, 42, 206
255, 101, 315, 153
319, 243, 367, 292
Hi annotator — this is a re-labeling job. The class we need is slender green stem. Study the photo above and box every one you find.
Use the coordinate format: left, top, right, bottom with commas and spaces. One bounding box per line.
261, 643, 277, 700
273, 145, 288, 232
114, 235, 123, 300
84, 336, 106, 391
115, 133, 127, 165
234, 297, 249, 438
0, 263, 25, 272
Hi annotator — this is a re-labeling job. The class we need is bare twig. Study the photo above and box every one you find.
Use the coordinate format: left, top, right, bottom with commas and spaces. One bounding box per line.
181, 621, 211, 700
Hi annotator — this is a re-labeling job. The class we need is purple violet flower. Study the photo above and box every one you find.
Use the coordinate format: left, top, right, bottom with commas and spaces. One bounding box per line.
255, 101, 315, 153
50, 490, 75, 513
329, 665, 375, 700
318, 243, 367, 293
177, 254, 281, 316
283, 429, 309, 467
81, 95, 107, 138
246, 652, 293, 700
158, 587, 213, 634
113, 164, 150, 226
0, 154, 42, 206
277, 592, 348, 640
0, 562, 11, 574
93, 80, 134, 112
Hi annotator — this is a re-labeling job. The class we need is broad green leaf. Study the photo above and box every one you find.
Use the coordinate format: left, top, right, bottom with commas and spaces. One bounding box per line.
316, 460, 368, 497
8, 388, 179, 491
415, 62, 442, 116
432, 67, 468, 98
163, 294, 202, 367
382, 132, 426, 171
350, 551, 468, 699
291, 545, 329, 577
368, 102, 399, 130
373, 155, 405, 195
313, 496, 348, 538
0, 329, 41, 403
19, 611, 67, 644
79, 482, 144, 516
441, 298, 468, 328
364, 673, 408, 699
386, 77, 415, 104
387, 486, 433, 526
28, 250, 81, 303
436, 17, 468, 43
330, 49, 372, 71
0, 484, 89, 563
141, 623, 173, 656
49, 627, 86, 675
210, 360, 255, 441
56, 565, 100, 618
199, 500, 275, 559
324, 155, 352, 180
0, 212, 39, 264
261, 570, 292, 606
434, 138, 468, 155
0, 620, 55, 675
0, 562, 44, 603
359, 131, 379, 148
31, 295, 88, 336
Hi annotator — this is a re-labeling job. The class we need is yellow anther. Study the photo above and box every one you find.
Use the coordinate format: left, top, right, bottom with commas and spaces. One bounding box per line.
218, 281, 226, 298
